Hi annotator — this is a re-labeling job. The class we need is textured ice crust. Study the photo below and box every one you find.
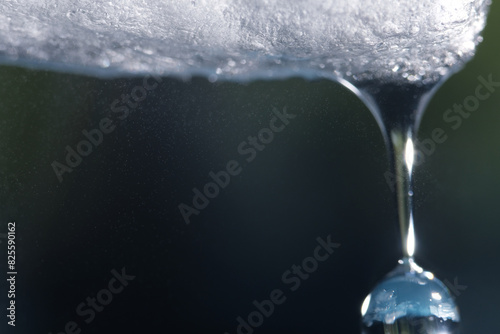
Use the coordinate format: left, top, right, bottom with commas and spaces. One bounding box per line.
0, 0, 490, 81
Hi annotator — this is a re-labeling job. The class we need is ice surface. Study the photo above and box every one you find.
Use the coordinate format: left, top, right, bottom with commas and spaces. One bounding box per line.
0, 0, 490, 81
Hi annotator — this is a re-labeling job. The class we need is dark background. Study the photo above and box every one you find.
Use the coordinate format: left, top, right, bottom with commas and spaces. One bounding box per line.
1, 2, 499, 334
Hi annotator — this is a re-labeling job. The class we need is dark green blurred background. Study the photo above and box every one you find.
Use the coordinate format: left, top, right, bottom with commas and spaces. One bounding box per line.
1, 2, 499, 334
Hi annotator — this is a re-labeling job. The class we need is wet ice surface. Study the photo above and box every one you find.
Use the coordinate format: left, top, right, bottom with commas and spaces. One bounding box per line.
0, 0, 490, 81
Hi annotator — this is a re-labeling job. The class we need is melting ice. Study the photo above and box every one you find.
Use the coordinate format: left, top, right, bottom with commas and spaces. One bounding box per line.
0, 0, 490, 81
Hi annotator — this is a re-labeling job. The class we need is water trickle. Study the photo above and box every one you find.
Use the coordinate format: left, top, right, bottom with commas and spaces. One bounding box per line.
0, 1, 491, 333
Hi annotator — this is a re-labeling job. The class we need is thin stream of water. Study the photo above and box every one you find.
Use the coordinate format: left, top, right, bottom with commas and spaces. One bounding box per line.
355, 80, 462, 333
0, 1, 491, 332
356, 81, 441, 257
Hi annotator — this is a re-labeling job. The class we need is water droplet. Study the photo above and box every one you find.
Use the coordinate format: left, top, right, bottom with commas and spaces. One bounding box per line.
362, 258, 460, 332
